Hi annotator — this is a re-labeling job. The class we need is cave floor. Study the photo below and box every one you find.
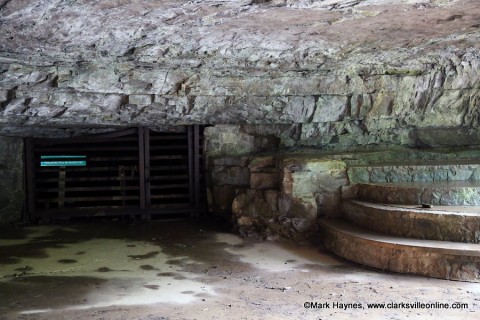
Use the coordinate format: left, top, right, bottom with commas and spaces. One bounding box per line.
0, 220, 478, 320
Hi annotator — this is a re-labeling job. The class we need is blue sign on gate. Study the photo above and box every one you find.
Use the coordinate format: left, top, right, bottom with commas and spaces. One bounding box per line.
40, 155, 87, 167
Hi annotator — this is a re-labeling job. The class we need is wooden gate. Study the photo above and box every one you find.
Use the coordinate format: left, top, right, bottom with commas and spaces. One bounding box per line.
25, 126, 205, 221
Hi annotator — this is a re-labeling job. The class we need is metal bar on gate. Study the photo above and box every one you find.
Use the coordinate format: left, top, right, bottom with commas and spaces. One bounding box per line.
144, 128, 151, 220
188, 126, 195, 213
58, 167, 66, 208
194, 125, 200, 217
139, 127, 146, 212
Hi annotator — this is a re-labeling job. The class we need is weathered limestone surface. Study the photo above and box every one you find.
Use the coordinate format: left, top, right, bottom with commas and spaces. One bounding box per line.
0, 0, 480, 148
207, 145, 480, 242
349, 164, 480, 184
3, 0, 480, 246
208, 154, 348, 241
0, 136, 24, 224
355, 181, 480, 205
320, 219, 480, 282
344, 199, 480, 243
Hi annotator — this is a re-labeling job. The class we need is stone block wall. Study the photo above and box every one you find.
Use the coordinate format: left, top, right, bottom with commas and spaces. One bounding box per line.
0, 136, 24, 225
207, 152, 349, 242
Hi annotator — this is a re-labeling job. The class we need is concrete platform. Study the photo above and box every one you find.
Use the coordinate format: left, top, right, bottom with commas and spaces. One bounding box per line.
356, 181, 480, 206
319, 219, 480, 282
343, 200, 480, 243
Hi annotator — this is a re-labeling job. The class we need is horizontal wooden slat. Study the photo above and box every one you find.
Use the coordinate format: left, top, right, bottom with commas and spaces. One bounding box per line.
150, 165, 188, 170
31, 206, 193, 217
34, 146, 138, 152
36, 137, 138, 146
36, 176, 139, 182
150, 175, 188, 180
146, 204, 192, 210
150, 194, 189, 199
37, 166, 139, 173
87, 156, 139, 161
149, 155, 187, 160
150, 183, 189, 189
33, 129, 138, 145
150, 145, 188, 150
39, 186, 140, 192
149, 135, 187, 141
36, 195, 140, 203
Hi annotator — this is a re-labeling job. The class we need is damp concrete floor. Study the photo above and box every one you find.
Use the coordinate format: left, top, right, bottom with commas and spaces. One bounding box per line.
0, 220, 478, 320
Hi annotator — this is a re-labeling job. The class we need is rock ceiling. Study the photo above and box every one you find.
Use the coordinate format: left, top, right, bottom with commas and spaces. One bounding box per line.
0, 0, 479, 141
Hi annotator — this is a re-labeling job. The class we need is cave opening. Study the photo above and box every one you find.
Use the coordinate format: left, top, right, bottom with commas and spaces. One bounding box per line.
24, 126, 206, 223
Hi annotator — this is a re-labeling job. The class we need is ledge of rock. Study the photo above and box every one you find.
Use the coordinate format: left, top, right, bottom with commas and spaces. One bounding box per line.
0, 0, 479, 148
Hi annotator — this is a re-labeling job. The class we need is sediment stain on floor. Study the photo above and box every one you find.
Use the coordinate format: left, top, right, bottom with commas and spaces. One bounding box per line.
0, 220, 478, 320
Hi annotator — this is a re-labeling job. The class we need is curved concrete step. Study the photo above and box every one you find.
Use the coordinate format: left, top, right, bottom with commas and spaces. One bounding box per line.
343, 200, 480, 243
348, 163, 480, 184
319, 219, 480, 282
356, 181, 480, 206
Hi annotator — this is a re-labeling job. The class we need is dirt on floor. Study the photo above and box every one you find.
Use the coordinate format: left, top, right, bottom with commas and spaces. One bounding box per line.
0, 219, 478, 320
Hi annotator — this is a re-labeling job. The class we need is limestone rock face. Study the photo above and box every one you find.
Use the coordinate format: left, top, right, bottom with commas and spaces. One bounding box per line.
0, 0, 480, 146
208, 154, 349, 241
0, 137, 24, 224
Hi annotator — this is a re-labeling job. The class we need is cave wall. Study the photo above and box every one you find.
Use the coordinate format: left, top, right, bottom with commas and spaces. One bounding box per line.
2, 50, 480, 234
2, 0, 480, 237
0, 136, 24, 225
206, 152, 348, 242
204, 126, 349, 242
204, 124, 480, 242
2, 50, 480, 146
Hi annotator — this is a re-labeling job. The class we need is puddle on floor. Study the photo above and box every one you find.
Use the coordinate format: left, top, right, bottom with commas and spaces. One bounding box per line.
224, 240, 344, 272
0, 222, 343, 315
1, 222, 477, 320
0, 223, 218, 315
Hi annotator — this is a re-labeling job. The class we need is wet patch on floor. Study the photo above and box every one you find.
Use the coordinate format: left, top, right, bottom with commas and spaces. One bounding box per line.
0, 227, 33, 240
0, 221, 226, 316
224, 241, 344, 272
0, 276, 108, 313
14, 266, 33, 272
57, 259, 77, 264
181, 290, 195, 294
144, 284, 159, 290
139, 264, 156, 271
0, 220, 478, 320
156, 271, 177, 277
0, 243, 50, 264
128, 251, 159, 260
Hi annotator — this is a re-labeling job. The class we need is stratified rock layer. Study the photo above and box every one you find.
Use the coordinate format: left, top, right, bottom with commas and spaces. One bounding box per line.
0, 136, 24, 224
0, 0, 480, 148
209, 154, 348, 241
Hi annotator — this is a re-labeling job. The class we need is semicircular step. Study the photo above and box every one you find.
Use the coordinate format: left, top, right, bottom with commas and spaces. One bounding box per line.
356, 181, 480, 206
319, 218, 480, 282
343, 200, 480, 243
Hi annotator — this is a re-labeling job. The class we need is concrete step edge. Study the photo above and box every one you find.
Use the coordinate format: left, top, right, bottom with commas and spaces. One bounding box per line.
346, 199, 480, 217
319, 218, 480, 257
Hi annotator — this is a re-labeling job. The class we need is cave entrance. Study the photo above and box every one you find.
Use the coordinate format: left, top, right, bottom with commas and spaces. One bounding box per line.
25, 126, 205, 221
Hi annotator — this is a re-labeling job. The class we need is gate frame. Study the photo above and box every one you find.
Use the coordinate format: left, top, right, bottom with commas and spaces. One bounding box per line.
24, 126, 204, 221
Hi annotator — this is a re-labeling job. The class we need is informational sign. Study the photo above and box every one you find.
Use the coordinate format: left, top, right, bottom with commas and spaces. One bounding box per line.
40, 155, 87, 167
